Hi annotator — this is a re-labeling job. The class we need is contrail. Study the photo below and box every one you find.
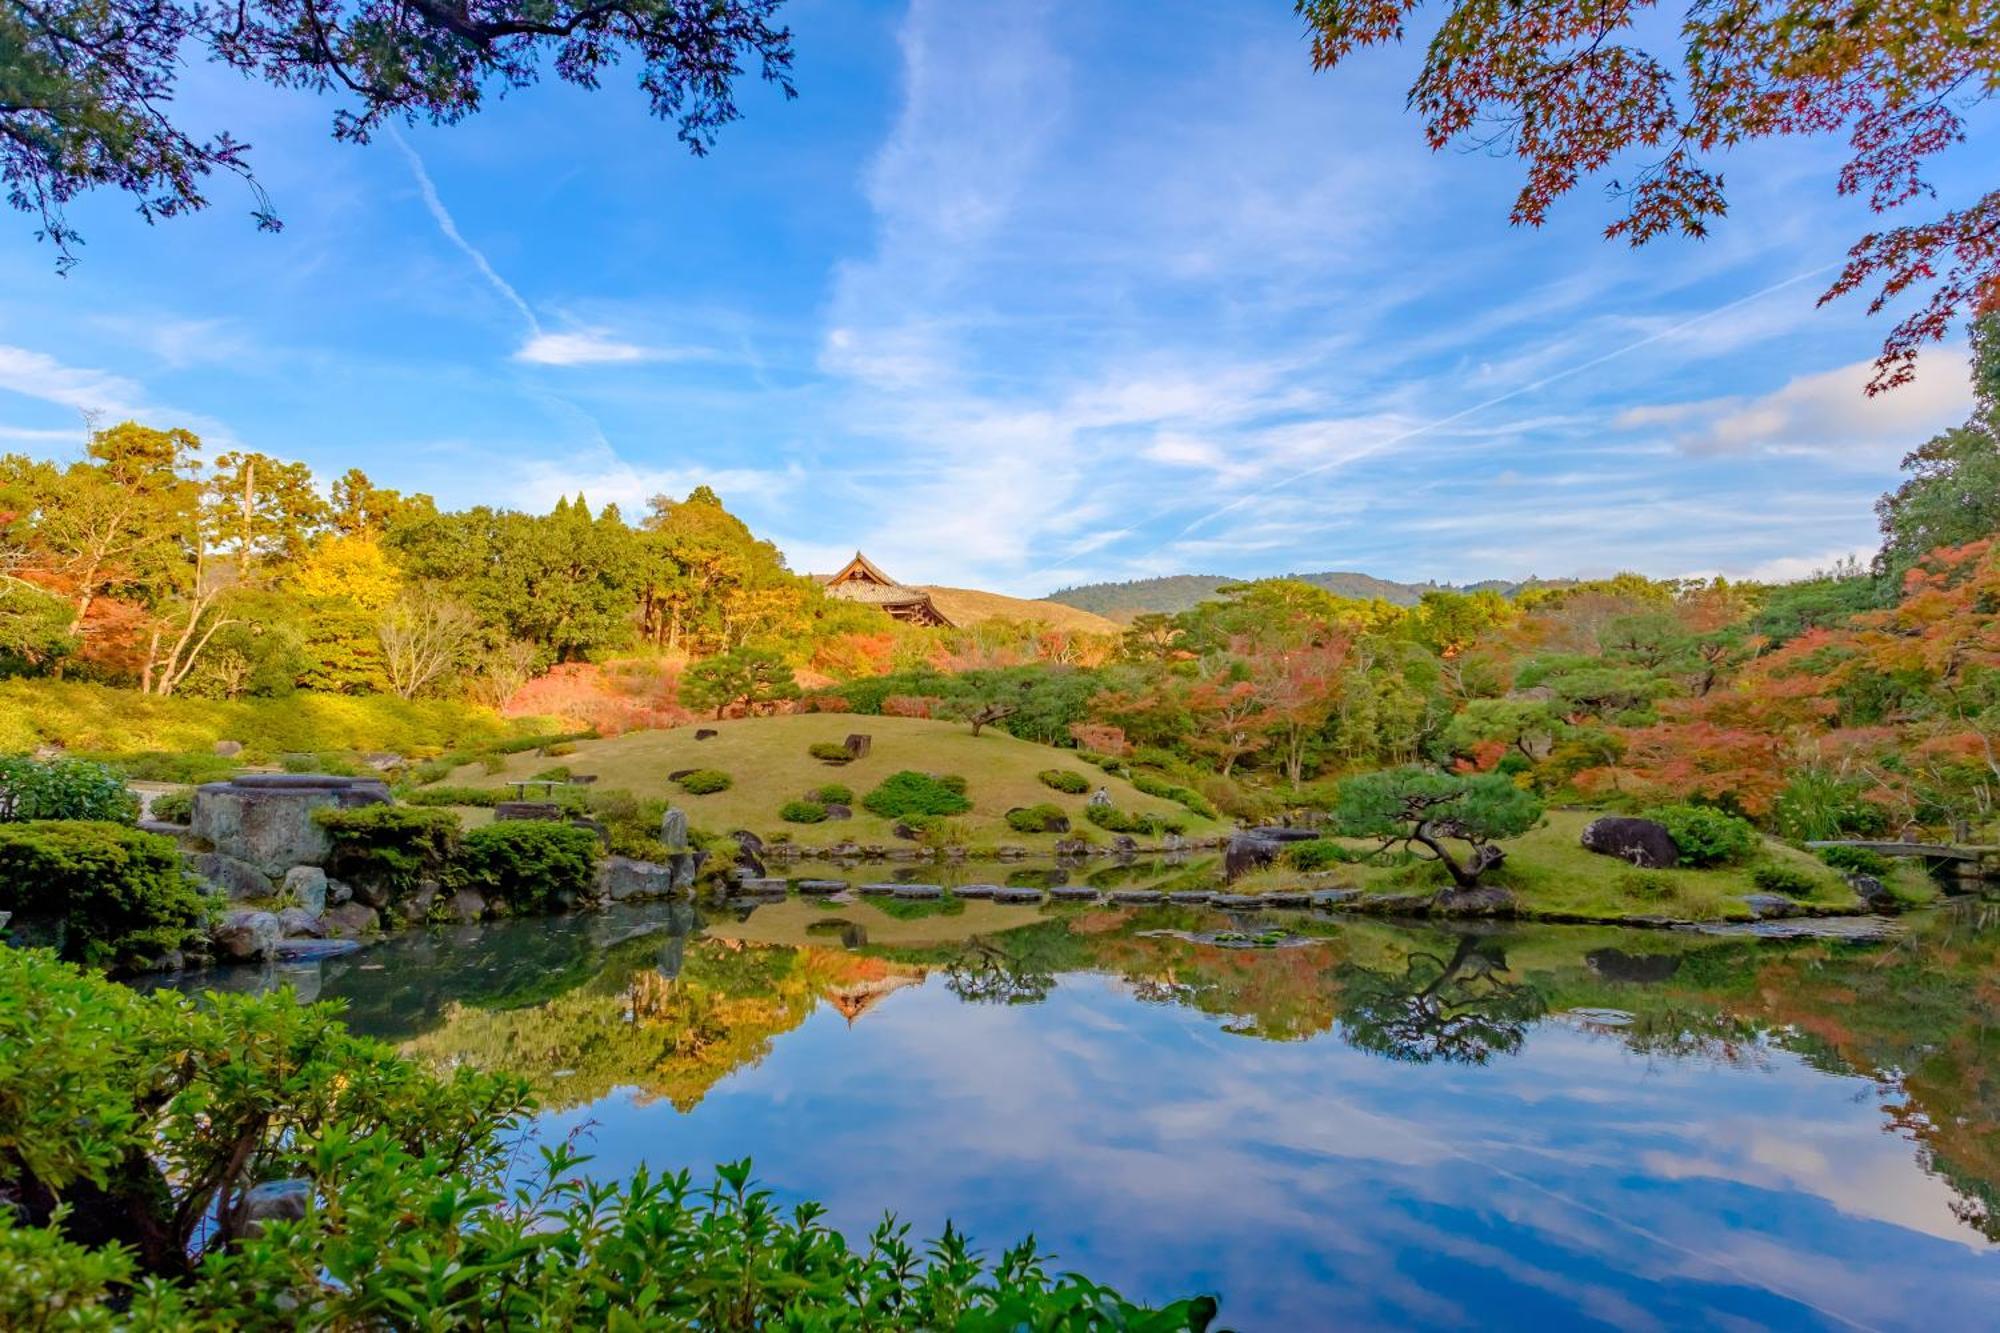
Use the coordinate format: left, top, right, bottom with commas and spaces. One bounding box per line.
387, 126, 542, 337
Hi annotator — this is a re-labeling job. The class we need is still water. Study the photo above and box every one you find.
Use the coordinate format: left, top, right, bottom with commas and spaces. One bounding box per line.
164, 895, 2000, 1330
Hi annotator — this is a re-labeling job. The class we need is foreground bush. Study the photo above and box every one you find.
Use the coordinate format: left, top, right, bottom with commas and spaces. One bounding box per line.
862, 771, 973, 819
1648, 804, 1759, 867
315, 805, 461, 898
454, 821, 601, 914
1006, 803, 1070, 833
0, 755, 137, 823
0, 948, 1219, 1329
0, 822, 207, 970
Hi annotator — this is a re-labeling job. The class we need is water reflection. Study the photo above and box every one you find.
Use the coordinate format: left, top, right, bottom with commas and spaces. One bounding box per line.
160, 900, 2000, 1327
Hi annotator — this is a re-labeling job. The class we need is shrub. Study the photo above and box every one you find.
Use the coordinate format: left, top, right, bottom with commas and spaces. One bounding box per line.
1131, 773, 1220, 819
1082, 805, 1185, 837
861, 771, 973, 819
1006, 803, 1070, 834
1038, 768, 1090, 795
148, 787, 195, 824
79, 749, 238, 784
808, 742, 854, 765
1613, 869, 1678, 901
812, 783, 854, 805
315, 805, 462, 898
677, 769, 733, 795
1772, 770, 1893, 841
1286, 839, 1357, 871
1648, 804, 1760, 867
0, 821, 207, 969
1818, 844, 1893, 877
453, 821, 600, 914
1750, 861, 1824, 898
0, 756, 136, 823
529, 765, 573, 783
0, 948, 1214, 1327
780, 800, 829, 824
399, 785, 508, 808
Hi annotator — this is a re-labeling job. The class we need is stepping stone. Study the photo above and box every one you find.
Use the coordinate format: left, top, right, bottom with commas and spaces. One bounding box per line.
1172, 890, 1214, 904
892, 883, 944, 899
796, 880, 849, 895
1310, 889, 1358, 908
737, 878, 788, 896
1049, 886, 1100, 902
1209, 893, 1263, 909
856, 882, 900, 896
1262, 891, 1311, 907
989, 886, 1044, 904
955, 883, 1001, 898
1109, 890, 1165, 904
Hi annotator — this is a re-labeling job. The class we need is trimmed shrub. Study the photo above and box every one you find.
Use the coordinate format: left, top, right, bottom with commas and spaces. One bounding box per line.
316, 805, 461, 898
808, 742, 854, 765
0, 756, 136, 823
1613, 869, 1677, 901
1648, 804, 1760, 867
0, 821, 206, 969
1037, 769, 1090, 795
79, 749, 238, 784
861, 771, 973, 819
148, 787, 195, 824
453, 821, 600, 914
1006, 804, 1070, 834
1818, 844, 1893, 877
1285, 839, 1357, 871
529, 765, 572, 783
400, 785, 508, 808
1083, 805, 1186, 837
812, 783, 854, 805
1750, 862, 1824, 898
1131, 773, 1220, 819
780, 801, 829, 824
677, 769, 733, 795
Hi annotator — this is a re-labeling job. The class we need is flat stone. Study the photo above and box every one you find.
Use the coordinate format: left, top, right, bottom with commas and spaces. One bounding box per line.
954, 883, 1001, 898
856, 882, 900, 896
1048, 886, 1100, 902
1741, 893, 1804, 919
736, 878, 788, 896
275, 937, 363, 961
796, 879, 849, 895
1309, 889, 1358, 908
282, 865, 328, 914
1109, 889, 1164, 904
1689, 915, 1902, 942
989, 886, 1044, 904
321, 903, 379, 939
212, 909, 281, 961
1208, 893, 1263, 909
1261, 891, 1311, 907
1171, 890, 1214, 904
891, 883, 944, 899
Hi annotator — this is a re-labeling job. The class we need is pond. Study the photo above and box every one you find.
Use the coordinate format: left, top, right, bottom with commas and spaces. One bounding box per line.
158, 899, 2000, 1329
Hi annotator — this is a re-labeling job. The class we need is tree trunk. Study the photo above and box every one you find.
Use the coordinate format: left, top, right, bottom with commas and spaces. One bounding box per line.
10, 1147, 187, 1280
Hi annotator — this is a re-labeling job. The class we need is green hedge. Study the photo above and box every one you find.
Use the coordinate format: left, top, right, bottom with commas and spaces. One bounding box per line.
453, 822, 600, 914
1037, 769, 1089, 795
0, 756, 136, 823
1818, 844, 1893, 877
1285, 839, 1358, 871
1006, 803, 1070, 834
1130, 773, 1219, 820
1083, 804, 1184, 837
0, 821, 207, 970
1648, 804, 1760, 867
1750, 862, 1825, 898
861, 771, 972, 819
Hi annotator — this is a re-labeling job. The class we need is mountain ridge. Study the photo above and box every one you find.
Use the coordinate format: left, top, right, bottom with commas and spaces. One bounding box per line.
1041, 571, 1547, 621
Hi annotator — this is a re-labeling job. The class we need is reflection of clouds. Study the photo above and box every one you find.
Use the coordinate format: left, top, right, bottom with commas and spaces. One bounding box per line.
536, 975, 1999, 1329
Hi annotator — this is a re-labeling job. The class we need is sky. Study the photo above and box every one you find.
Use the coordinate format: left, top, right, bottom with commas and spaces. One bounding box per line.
2, 0, 1993, 596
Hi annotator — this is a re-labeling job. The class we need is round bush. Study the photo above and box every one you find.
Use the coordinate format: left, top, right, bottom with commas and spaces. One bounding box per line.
1818, 844, 1893, 877
147, 787, 195, 825
812, 783, 854, 805
861, 771, 972, 819
807, 742, 854, 765
780, 800, 829, 824
677, 769, 733, 795
1285, 839, 1355, 871
453, 821, 601, 914
1648, 804, 1760, 867
1005, 804, 1070, 834
1037, 769, 1089, 795
0, 756, 137, 823
0, 821, 207, 970
1750, 861, 1824, 898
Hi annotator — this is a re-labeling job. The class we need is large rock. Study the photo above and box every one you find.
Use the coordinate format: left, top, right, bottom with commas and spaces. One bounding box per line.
238, 1179, 311, 1237
1579, 816, 1680, 869
321, 903, 380, 939
281, 866, 328, 914
601, 856, 676, 901
660, 807, 690, 852
276, 906, 324, 938
442, 889, 487, 923
213, 909, 281, 961
191, 775, 390, 878
189, 851, 274, 902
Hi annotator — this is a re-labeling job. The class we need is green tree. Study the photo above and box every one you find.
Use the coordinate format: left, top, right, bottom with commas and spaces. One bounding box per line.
1876, 316, 2000, 581
680, 647, 798, 718
1333, 766, 1543, 889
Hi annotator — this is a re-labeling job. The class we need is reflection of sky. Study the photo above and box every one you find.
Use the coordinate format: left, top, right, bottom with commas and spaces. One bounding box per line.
533, 975, 2000, 1331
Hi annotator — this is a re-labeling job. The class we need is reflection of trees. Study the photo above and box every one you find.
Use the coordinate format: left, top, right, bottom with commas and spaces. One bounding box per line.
946, 937, 1056, 1005
1335, 935, 1546, 1065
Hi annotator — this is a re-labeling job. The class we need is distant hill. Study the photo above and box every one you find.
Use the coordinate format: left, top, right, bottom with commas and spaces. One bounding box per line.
919, 586, 1124, 635
1043, 572, 1554, 621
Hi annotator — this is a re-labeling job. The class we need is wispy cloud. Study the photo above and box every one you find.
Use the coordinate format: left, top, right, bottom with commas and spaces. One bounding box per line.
0, 344, 152, 417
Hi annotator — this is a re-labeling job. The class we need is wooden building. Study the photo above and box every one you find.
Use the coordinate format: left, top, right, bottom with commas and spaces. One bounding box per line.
816, 552, 954, 627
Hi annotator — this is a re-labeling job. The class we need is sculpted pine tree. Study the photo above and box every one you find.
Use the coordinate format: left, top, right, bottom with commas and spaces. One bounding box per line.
4, 0, 794, 263
1333, 766, 1543, 889
1297, 0, 1999, 390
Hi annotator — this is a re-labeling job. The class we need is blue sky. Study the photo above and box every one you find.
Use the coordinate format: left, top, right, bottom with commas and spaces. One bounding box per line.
2, 0, 1992, 594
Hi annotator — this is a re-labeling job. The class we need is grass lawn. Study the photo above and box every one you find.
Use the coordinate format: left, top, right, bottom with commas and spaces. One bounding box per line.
438, 714, 1229, 850
1234, 810, 1939, 922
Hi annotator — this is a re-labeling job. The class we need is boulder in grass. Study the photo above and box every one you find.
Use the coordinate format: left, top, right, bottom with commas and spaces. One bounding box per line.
1580, 816, 1680, 869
